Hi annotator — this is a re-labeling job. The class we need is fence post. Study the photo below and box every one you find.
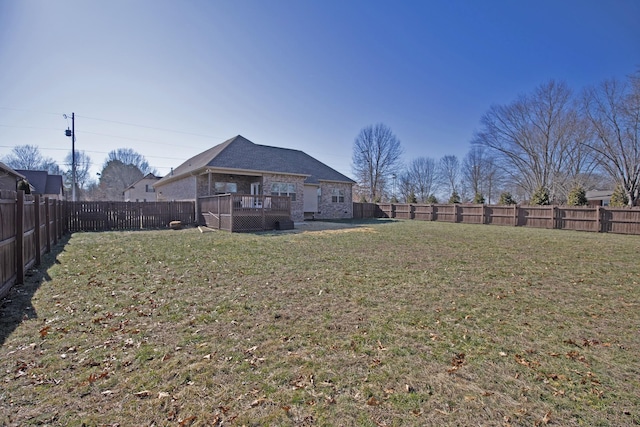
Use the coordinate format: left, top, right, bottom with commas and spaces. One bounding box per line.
552, 205, 558, 229
430, 204, 435, 221
16, 191, 25, 285
513, 205, 519, 226
45, 197, 51, 253
454, 204, 459, 223
52, 199, 58, 245
482, 204, 487, 224
596, 205, 602, 232
34, 194, 42, 266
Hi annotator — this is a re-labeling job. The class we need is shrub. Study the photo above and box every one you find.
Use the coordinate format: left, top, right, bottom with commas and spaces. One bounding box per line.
567, 186, 588, 206
448, 190, 461, 204
426, 194, 438, 204
610, 184, 629, 207
407, 192, 417, 204
473, 193, 485, 204
498, 192, 516, 205
390, 196, 399, 203
17, 179, 31, 194
531, 186, 550, 205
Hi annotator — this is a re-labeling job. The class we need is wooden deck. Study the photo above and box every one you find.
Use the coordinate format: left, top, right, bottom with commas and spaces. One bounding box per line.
199, 194, 293, 232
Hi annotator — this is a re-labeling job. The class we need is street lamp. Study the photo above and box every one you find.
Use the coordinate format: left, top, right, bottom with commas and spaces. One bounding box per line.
63, 113, 76, 202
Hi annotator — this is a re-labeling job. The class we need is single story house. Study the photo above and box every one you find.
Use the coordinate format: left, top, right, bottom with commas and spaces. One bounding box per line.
124, 173, 161, 202
0, 162, 26, 192
154, 135, 355, 222
15, 169, 65, 200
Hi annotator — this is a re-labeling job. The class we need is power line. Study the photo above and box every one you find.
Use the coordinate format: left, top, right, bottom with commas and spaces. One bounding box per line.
76, 114, 228, 140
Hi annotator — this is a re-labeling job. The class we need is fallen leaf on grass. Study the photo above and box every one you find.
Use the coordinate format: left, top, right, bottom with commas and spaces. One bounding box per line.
39, 326, 50, 338
250, 398, 266, 407
178, 416, 196, 426
367, 396, 381, 406
134, 390, 152, 398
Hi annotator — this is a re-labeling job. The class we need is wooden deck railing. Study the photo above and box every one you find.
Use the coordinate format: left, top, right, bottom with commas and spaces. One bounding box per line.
199, 194, 292, 232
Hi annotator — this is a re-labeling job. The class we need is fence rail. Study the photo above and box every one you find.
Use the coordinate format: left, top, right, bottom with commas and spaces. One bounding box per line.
353, 202, 640, 235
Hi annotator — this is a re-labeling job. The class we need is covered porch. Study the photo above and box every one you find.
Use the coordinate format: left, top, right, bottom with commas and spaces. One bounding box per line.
198, 194, 293, 232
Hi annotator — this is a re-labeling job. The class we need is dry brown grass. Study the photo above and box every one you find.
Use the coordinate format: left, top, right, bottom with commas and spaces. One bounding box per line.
1, 219, 639, 426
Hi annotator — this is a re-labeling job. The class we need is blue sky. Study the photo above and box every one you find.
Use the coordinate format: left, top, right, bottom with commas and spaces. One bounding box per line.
1, 0, 638, 181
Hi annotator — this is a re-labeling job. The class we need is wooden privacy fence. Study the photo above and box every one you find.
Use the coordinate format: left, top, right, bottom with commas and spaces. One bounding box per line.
1, 191, 65, 299
66, 201, 195, 232
1, 193, 197, 297
199, 194, 292, 232
353, 202, 640, 235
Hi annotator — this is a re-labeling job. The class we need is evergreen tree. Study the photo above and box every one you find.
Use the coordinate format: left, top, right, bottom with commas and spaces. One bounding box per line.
610, 184, 629, 207
473, 192, 485, 204
498, 192, 516, 205
448, 190, 461, 204
567, 186, 588, 206
531, 186, 550, 205
426, 194, 438, 204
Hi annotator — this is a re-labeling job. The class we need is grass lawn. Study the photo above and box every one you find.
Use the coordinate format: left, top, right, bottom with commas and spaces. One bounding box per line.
1, 219, 639, 426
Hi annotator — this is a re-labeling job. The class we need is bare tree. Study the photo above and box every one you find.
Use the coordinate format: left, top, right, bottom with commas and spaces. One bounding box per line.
3, 144, 59, 172
351, 123, 403, 201
462, 146, 503, 204
64, 150, 93, 191
473, 80, 587, 202
105, 148, 156, 175
582, 71, 640, 206
438, 155, 460, 198
94, 160, 144, 201
405, 157, 438, 202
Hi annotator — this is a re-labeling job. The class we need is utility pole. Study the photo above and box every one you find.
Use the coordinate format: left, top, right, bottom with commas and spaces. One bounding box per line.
64, 112, 76, 202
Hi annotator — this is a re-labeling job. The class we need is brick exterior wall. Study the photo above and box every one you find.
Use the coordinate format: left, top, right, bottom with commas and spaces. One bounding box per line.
155, 175, 197, 201
316, 181, 353, 220
262, 174, 306, 222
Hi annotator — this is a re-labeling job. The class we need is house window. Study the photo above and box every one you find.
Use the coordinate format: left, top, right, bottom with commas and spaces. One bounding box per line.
214, 182, 238, 194
145, 184, 155, 193
271, 182, 296, 201
331, 189, 345, 203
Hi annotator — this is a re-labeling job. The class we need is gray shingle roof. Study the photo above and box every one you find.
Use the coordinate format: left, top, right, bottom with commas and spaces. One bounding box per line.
16, 170, 64, 196
157, 135, 354, 185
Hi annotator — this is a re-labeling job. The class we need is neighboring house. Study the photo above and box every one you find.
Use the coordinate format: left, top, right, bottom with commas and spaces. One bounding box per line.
15, 169, 64, 200
0, 162, 26, 191
154, 135, 355, 222
586, 189, 613, 207
124, 173, 161, 202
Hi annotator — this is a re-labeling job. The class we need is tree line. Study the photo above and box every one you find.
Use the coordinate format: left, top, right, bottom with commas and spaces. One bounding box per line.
2, 146, 156, 201
352, 70, 640, 207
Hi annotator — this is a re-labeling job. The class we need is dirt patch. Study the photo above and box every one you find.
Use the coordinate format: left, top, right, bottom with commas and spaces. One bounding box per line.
290, 221, 375, 234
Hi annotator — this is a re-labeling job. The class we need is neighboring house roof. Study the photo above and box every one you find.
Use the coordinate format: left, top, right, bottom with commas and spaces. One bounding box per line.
16, 170, 64, 196
124, 173, 161, 191
156, 135, 355, 186
586, 190, 613, 201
